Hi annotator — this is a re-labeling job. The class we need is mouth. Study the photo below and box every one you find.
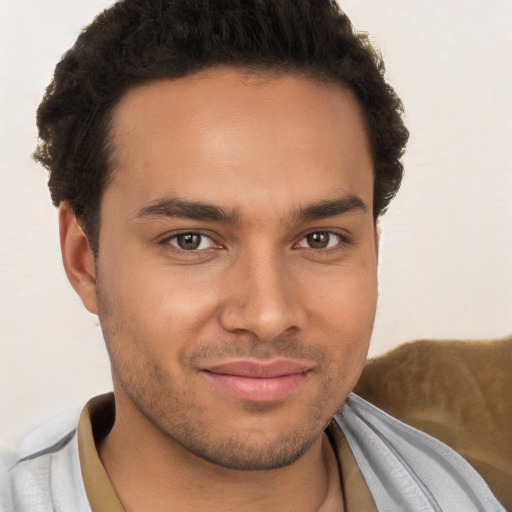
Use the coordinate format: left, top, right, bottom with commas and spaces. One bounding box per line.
200, 359, 311, 402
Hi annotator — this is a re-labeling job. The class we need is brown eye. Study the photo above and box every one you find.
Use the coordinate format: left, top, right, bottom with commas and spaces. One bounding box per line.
168, 233, 215, 251
177, 233, 201, 250
306, 232, 330, 249
297, 231, 342, 250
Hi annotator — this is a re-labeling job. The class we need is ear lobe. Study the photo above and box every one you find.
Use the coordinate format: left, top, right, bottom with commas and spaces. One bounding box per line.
59, 203, 98, 314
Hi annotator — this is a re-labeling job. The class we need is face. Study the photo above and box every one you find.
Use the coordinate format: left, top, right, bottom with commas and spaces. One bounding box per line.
91, 68, 377, 470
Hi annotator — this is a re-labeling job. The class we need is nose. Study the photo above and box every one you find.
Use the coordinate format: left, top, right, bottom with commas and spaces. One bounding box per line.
219, 250, 306, 343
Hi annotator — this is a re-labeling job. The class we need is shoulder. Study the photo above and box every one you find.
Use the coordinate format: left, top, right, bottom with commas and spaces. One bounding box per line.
1, 446, 16, 512
336, 393, 506, 511
7, 430, 90, 512
355, 337, 512, 508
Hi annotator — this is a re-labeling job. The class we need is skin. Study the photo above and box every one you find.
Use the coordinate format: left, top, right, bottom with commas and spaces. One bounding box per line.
60, 68, 378, 511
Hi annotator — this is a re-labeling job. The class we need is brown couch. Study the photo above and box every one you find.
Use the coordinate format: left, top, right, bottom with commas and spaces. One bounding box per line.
355, 336, 512, 510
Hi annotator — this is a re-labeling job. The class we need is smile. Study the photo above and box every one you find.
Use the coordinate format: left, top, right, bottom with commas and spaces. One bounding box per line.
201, 360, 311, 402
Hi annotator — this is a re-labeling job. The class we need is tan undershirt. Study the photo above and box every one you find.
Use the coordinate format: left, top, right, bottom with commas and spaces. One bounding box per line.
78, 393, 376, 512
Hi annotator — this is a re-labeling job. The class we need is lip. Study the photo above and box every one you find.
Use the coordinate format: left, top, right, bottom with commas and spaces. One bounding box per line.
201, 359, 311, 402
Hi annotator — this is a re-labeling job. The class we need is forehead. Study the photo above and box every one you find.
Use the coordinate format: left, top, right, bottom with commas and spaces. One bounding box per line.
106, 68, 374, 218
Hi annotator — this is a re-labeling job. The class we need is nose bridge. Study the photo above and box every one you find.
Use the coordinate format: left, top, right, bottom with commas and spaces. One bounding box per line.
220, 244, 304, 342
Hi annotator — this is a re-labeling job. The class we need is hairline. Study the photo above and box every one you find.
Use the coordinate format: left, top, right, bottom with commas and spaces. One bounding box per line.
83, 64, 378, 255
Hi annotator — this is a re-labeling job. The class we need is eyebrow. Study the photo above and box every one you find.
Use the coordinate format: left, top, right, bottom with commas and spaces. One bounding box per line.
135, 194, 368, 224
136, 197, 240, 223
293, 196, 368, 222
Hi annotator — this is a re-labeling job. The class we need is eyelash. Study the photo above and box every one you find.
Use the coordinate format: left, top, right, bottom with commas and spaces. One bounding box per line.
160, 231, 220, 253
294, 231, 350, 252
159, 230, 350, 254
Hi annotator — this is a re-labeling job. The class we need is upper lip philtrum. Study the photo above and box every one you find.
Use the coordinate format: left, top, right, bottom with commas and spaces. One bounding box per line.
202, 360, 310, 378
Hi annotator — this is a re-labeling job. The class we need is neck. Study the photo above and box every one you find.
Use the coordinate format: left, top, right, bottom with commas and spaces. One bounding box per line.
98, 394, 342, 512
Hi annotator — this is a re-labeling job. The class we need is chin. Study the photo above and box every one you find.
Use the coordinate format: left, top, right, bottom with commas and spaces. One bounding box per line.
174, 426, 322, 471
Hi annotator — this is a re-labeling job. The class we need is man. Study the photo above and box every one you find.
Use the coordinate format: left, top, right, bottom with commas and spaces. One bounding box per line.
1, 0, 505, 510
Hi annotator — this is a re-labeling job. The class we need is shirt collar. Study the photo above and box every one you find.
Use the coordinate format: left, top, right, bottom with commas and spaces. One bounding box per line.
78, 393, 376, 511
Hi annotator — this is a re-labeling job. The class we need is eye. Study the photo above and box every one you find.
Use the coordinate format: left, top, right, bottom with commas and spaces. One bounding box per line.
297, 231, 342, 249
167, 232, 217, 251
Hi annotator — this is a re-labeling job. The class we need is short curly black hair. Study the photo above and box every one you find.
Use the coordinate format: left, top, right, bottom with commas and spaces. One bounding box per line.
34, 0, 408, 254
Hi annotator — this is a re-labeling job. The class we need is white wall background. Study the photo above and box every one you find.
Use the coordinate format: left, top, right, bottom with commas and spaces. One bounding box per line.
1, 0, 511, 449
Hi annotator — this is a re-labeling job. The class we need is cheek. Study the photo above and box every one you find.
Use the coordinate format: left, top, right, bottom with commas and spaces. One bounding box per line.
306, 261, 377, 368
97, 258, 223, 349
305, 261, 378, 331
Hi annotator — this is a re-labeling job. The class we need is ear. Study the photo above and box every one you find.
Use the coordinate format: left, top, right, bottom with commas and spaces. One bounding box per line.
59, 203, 98, 314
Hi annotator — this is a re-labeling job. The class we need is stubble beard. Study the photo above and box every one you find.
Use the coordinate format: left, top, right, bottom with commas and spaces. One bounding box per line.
96, 285, 351, 471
